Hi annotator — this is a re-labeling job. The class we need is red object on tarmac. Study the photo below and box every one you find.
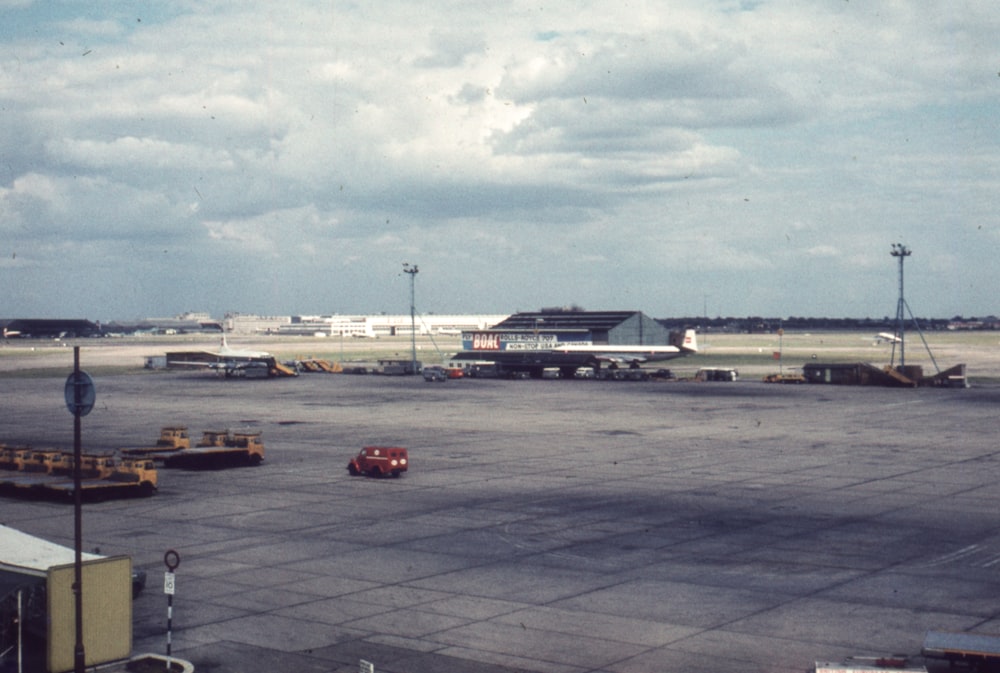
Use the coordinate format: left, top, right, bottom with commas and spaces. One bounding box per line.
347, 447, 408, 478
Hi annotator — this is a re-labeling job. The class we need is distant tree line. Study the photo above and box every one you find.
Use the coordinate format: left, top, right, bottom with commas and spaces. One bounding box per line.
656, 316, 1000, 333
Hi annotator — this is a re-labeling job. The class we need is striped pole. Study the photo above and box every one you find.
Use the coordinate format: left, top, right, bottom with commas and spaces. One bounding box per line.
163, 550, 181, 670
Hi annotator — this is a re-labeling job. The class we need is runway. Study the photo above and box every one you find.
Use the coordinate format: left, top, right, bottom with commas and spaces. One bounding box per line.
2, 370, 999, 673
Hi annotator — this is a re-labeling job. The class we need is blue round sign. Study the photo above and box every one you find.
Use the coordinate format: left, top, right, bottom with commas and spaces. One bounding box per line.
64, 371, 96, 416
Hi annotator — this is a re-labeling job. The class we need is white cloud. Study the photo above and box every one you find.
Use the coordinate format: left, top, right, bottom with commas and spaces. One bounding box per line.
0, 0, 998, 318
48, 136, 236, 171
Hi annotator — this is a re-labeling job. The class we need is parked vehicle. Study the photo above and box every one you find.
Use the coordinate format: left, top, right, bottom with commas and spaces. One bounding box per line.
422, 366, 447, 382
695, 367, 738, 381
347, 447, 408, 478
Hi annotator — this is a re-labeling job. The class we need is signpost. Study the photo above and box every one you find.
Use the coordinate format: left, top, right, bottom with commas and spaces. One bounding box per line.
64, 347, 95, 673
164, 550, 181, 669
63, 370, 96, 418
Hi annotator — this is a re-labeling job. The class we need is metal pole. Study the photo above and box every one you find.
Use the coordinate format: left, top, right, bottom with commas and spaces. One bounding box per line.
891, 244, 910, 371
403, 263, 418, 374
166, 591, 173, 668
410, 272, 416, 371
73, 347, 85, 673
163, 550, 180, 671
899, 249, 906, 370
778, 326, 784, 376
17, 589, 22, 673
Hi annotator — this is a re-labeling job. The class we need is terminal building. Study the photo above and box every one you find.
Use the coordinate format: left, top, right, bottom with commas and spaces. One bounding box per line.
226, 313, 509, 337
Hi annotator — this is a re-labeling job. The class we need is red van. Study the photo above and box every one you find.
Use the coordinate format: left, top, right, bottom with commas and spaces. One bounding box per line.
347, 446, 408, 478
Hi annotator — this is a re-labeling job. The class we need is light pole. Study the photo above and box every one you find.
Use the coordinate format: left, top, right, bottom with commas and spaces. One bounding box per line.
64, 348, 95, 673
403, 263, 419, 374
890, 243, 911, 370
777, 326, 784, 376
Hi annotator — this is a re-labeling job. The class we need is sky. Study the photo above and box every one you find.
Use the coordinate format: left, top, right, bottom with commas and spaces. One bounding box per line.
1, 0, 998, 321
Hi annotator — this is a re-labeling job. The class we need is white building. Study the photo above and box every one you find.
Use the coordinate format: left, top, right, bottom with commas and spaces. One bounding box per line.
224, 313, 292, 334
225, 313, 508, 337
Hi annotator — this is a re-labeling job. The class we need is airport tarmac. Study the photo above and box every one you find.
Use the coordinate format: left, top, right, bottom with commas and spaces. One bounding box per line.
2, 358, 1000, 673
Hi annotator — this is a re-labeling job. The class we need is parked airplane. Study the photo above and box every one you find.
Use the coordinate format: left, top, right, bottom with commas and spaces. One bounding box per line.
169, 337, 291, 378
452, 329, 697, 378
212, 336, 272, 360
550, 331, 698, 364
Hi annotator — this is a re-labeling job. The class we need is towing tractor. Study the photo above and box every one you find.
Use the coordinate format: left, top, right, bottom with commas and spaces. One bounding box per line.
161, 430, 264, 468
119, 426, 191, 456
122, 427, 264, 468
348, 446, 408, 478
0, 449, 158, 499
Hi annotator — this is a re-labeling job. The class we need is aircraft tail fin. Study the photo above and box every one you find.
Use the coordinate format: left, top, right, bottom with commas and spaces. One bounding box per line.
671, 329, 698, 353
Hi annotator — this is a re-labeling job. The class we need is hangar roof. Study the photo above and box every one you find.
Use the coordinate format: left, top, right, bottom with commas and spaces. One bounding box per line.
492, 311, 641, 332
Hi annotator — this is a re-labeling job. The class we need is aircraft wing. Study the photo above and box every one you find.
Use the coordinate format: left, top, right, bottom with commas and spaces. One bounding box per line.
551, 345, 677, 363
167, 359, 243, 370
549, 329, 697, 363
167, 359, 215, 368
589, 353, 646, 364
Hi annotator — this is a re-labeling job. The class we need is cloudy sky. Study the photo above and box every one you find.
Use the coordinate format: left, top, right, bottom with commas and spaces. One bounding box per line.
1, 1, 997, 321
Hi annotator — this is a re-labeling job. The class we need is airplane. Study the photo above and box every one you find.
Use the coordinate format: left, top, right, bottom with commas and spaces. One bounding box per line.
213, 335, 272, 360
451, 329, 697, 378
169, 336, 288, 378
872, 332, 902, 345
550, 331, 698, 365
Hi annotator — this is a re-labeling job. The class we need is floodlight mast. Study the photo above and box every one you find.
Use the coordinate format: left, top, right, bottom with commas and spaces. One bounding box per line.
890, 243, 911, 370
403, 263, 419, 374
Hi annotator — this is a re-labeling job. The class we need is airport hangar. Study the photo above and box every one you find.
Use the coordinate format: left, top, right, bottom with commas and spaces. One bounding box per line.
451, 310, 690, 378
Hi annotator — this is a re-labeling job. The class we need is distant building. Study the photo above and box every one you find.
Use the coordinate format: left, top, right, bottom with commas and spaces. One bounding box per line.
0, 318, 99, 339
224, 313, 292, 334
227, 313, 509, 337
947, 317, 1000, 330
100, 312, 223, 335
